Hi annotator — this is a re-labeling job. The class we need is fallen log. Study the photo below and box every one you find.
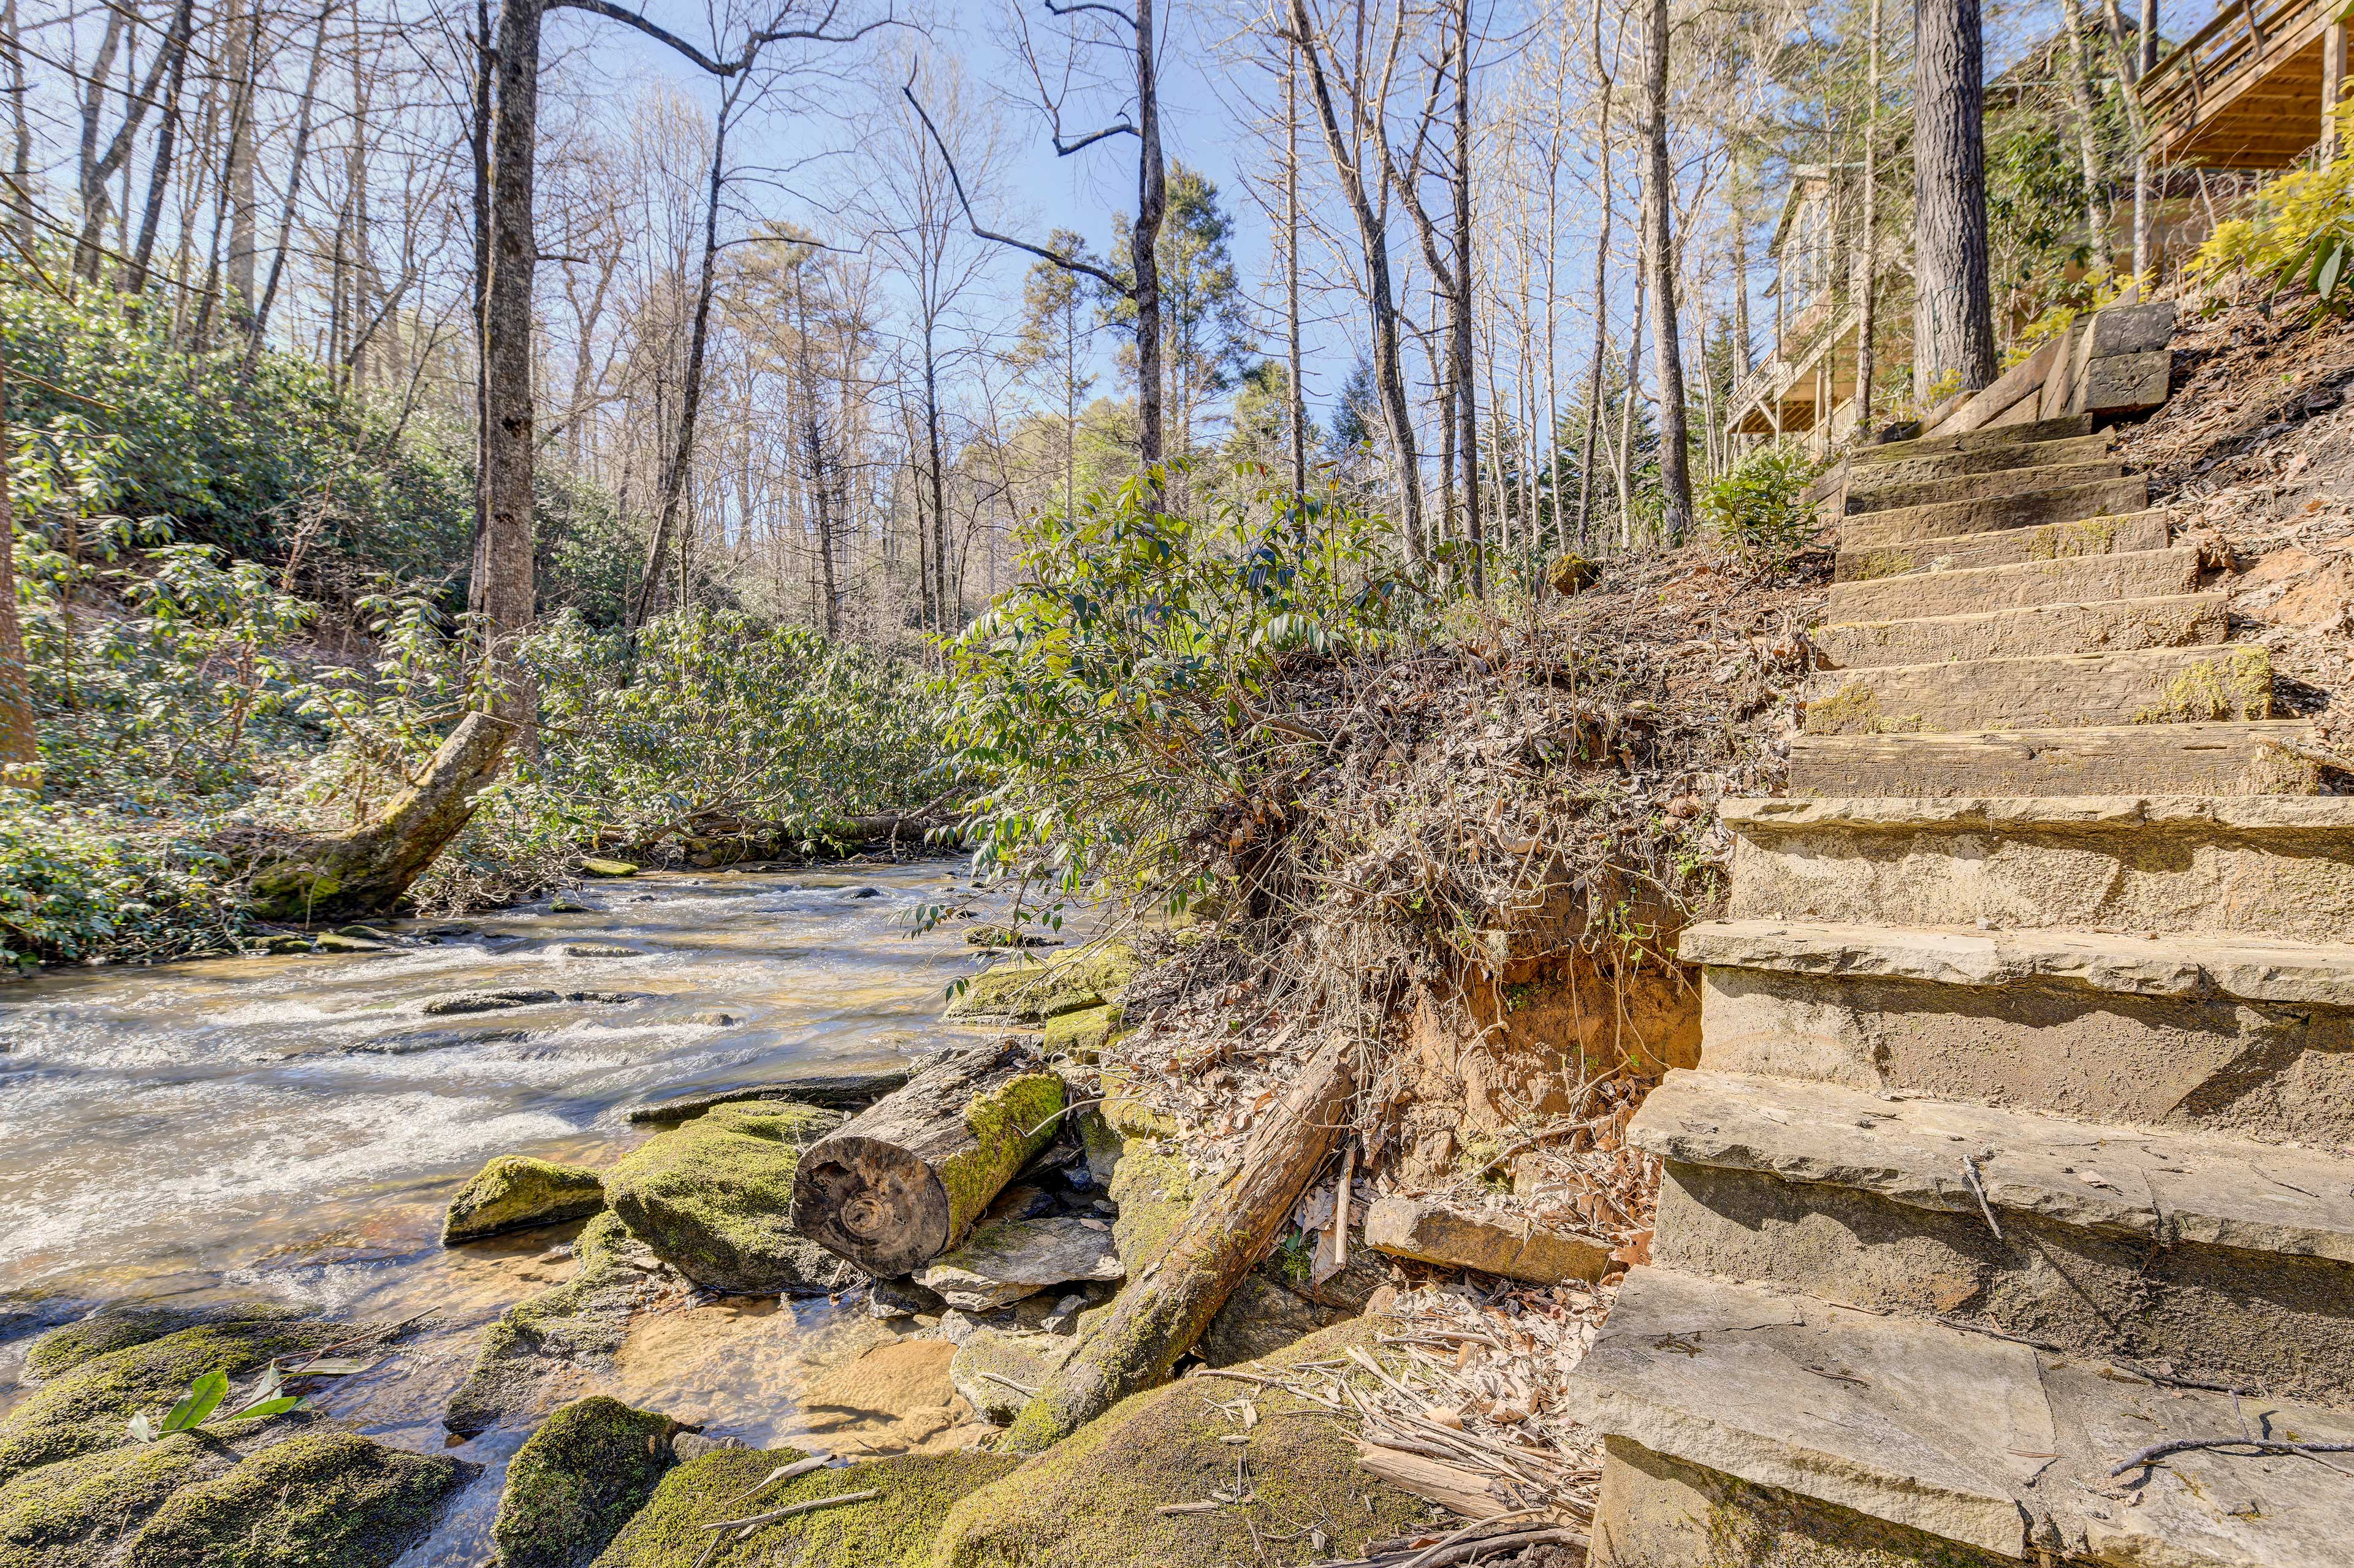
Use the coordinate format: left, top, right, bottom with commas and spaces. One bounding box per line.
625, 1070, 913, 1125
789, 1043, 1065, 1277
1002, 1030, 1356, 1452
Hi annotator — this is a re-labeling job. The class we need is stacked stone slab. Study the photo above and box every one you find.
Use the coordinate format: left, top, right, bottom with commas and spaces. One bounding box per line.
1566, 411, 2354, 1566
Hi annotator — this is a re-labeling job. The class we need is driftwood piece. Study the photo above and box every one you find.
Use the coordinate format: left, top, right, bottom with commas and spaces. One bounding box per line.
1353, 1440, 1507, 1518
1004, 1032, 1355, 1452
788, 1043, 1064, 1277
626, 1070, 913, 1125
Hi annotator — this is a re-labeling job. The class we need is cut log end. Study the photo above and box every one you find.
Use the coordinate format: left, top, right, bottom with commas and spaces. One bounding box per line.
790, 1134, 953, 1277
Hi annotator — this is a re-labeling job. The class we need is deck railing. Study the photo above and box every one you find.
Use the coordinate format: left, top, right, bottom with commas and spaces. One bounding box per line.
2140, 0, 2334, 158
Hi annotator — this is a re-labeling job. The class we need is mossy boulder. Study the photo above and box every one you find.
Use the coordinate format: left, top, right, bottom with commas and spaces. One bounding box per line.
593, 1447, 1019, 1567
23, 1298, 304, 1383
946, 1330, 1060, 1426
943, 945, 1138, 1024
1078, 1095, 1197, 1275
581, 858, 639, 877
1041, 1003, 1121, 1061
446, 1212, 658, 1438
493, 1397, 679, 1568
126, 1430, 463, 1568
605, 1100, 859, 1295
444, 1155, 608, 1244
0, 1320, 365, 1485
0, 1429, 235, 1567
935, 1320, 1436, 1568
1198, 1269, 1347, 1368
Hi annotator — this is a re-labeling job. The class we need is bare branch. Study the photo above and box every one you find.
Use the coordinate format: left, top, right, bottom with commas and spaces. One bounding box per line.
550, 0, 732, 72
1043, 0, 1135, 24
1051, 121, 1137, 155
899, 75, 1129, 297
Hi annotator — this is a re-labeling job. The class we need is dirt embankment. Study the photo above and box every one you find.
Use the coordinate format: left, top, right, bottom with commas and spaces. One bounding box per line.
2122, 300, 2354, 753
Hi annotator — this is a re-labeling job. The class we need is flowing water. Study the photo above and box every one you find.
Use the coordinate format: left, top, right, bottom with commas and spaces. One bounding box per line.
0, 858, 1017, 1561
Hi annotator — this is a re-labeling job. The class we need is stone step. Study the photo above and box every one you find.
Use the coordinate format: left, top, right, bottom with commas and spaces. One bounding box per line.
1859, 412, 2096, 463
1570, 1266, 2353, 1568
1812, 592, 2225, 670
1802, 644, 2269, 734
1840, 476, 2151, 550
1684, 919, 2354, 1144
1843, 431, 2114, 488
1826, 545, 2203, 622
1841, 458, 2127, 517
1721, 793, 2354, 940
1835, 509, 2171, 583
1635, 1070, 2354, 1404
1788, 721, 2326, 797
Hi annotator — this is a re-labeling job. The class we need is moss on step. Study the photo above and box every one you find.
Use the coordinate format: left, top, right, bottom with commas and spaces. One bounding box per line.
604, 1100, 856, 1295
493, 1396, 678, 1568
2031, 516, 2118, 558
446, 1211, 654, 1437
943, 944, 1138, 1023
1804, 683, 1924, 737
0, 1320, 363, 1484
0, 1428, 233, 1567
126, 1430, 461, 1568
592, 1447, 1019, 1567
2131, 647, 2272, 723
935, 1320, 1434, 1568
444, 1155, 608, 1244
1846, 549, 1915, 581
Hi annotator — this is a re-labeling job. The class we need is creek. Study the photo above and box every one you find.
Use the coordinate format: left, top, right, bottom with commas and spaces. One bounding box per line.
0, 858, 1011, 1562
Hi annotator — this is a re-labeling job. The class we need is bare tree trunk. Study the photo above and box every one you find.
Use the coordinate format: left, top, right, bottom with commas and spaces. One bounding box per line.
1286, 37, 1306, 503
466, 0, 492, 620
5, 0, 30, 255
1132, 0, 1167, 473
1853, 0, 1883, 431
1617, 265, 1643, 544
924, 324, 950, 636
1290, 0, 1423, 552
2060, 0, 2109, 265
0, 362, 32, 777
630, 96, 733, 642
73, 0, 178, 283
242, 0, 334, 375
1639, 0, 1691, 541
1451, 0, 1482, 590
1914, 0, 1997, 393
225, 0, 259, 322
127, 0, 196, 295
249, 0, 544, 918
1575, 0, 1614, 549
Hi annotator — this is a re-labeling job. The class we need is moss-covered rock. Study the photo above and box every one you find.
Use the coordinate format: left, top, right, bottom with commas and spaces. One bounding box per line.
946, 1330, 1060, 1426
1041, 1003, 1121, 1061
1197, 1269, 1346, 1368
593, 1447, 1019, 1567
605, 1100, 859, 1295
0, 1320, 365, 1485
22, 1298, 305, 1383
446, 1212, 659, 1438
0, 1429, 234, 1567
127, 1430, 463, 1568
444, 1156, 609, 1244
943, 945, 1138, 1024
1077, 1094, 1197, 1275
937, 1320, 1436, 1567
493, 1397, 679, 1568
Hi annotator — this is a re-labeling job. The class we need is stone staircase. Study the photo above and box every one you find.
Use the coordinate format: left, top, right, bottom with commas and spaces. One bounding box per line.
1566, 414, 2354, 1566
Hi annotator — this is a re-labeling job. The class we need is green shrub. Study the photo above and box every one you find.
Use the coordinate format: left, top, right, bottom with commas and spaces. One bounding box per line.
1702, 445, 1823, 565
942, 460, 1415, 908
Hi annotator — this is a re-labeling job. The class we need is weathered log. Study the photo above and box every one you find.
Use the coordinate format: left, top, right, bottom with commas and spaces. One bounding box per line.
1003, 1031, 1356, 1452
788, 1043, 1065, 1277
625, 1070, 913, 1125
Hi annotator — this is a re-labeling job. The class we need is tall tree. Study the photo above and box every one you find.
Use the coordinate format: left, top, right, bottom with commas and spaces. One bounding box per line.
1638, 0, 1691, 540
1015, 230, 1098, 522
1914, 0, 1997, 394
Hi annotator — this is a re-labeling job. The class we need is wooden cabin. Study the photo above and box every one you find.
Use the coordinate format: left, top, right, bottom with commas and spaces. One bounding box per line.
2141, 0, 2354, 167
1726, 167, 1868, 457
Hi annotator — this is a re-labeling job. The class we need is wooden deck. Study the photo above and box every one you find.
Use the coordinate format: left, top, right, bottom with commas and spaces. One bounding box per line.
2141, 0, 2349, 168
